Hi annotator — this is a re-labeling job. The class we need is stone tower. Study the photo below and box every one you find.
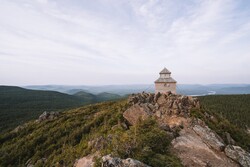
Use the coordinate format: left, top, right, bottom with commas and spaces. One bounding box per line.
155, 67, 177, 94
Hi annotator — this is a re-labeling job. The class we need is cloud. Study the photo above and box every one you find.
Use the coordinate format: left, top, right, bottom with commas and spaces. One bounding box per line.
0, 0, 250, 85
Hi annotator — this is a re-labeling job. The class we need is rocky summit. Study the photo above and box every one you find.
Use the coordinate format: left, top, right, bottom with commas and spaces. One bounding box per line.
121, 92, 250, 167
74, 92, 250, 167
124, 91, 200, 126
2, 91, 250, 167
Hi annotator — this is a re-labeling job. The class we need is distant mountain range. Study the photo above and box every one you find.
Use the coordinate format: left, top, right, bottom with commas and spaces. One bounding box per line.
24, 84, 250, 96
1, 84, 250, 133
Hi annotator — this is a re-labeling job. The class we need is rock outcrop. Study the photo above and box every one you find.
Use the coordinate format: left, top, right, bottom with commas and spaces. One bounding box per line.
75, 92, 250, 167
37, 111, 59, 122
225, 132, 236, 145
123, 104, 150, 125
123, 92, 249, 167
124, 92, 199, 127
102, 154, 150, 167
74, 154, 95, 167
225, 145, 250, 167
192, 124, 225, 151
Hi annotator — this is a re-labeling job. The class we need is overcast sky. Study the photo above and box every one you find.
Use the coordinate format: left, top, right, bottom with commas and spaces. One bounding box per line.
0, 0, 250, 85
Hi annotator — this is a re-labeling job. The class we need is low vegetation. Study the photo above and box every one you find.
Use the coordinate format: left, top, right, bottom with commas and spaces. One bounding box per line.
0, 99, 181, 167
0, 93, 250, 166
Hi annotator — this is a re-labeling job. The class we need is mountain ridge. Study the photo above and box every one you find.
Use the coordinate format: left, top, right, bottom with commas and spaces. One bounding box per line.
0, 86, 122, 133
1, 92, 250, 167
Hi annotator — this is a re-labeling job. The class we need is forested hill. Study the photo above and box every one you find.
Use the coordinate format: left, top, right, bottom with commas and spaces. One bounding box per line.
0, 86, 124, 133
198, 94, 250, 129
0, 86, 85, 133
74, 91, 123, 103
0, 93, 250, 167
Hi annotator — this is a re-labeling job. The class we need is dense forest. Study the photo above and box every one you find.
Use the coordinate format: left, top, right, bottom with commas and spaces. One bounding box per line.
198, 95, 250, 128
0, 86, 124, 133
0, 86, 85, 133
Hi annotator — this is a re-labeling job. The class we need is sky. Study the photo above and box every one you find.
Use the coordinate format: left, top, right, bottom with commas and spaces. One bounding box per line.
0, 0, 250, 85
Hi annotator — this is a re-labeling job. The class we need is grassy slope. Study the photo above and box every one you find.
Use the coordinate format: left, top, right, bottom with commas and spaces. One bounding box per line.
0, 100, 181, 167
0, 86, 84, 133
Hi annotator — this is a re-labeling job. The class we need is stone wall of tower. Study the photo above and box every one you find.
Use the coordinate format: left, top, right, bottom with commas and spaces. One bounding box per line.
155, 82, 176, 94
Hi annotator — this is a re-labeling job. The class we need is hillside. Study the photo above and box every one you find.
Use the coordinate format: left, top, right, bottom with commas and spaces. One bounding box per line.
0, 86, 85, 133
73, 91, 97, 102
74, 91, 123, 103
0, 93, 250, 167
0, 86, 124, 134
199, 95, 250, 128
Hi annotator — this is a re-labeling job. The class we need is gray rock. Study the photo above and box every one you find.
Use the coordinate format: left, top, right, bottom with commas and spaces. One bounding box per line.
225, 132, 236, 145
38, 111, 59, 122
147, 103, 155, 111
102, 154, 150, 167
154, 92, 161, 102
172, 101, 179, 109
225, 145, 250, 167
88, 136, 109, 150
155, 103, 159, 110
159, 124, 170, 131
193, 125, 225, 151
155, 110, 162, 118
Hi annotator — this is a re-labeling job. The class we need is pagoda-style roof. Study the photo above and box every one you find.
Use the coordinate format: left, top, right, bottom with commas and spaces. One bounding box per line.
155, 77, 177, 83
160, 67, 171, 74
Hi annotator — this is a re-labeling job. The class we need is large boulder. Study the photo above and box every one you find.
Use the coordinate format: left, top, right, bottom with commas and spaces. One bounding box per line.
225, 145, 250, 167
123, 104, 150, 125
102, 154, 150, 167
172, 128, 239, 167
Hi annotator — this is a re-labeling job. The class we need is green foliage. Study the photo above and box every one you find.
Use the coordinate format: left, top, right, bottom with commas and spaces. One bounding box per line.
0, 86, 123, 133
3, 93, 250, 166
0, 99, 182, 167
0, 100, 128, 167
194, 95, 250, 152
107, 118, 182, 167
74, 91, 123, 103
199, 95, 250, 128
0, 86, 85, 133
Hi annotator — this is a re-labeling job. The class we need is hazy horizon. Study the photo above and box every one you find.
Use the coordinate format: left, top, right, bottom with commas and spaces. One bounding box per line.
1, 0, 250, 85
2, 83, 250, 87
